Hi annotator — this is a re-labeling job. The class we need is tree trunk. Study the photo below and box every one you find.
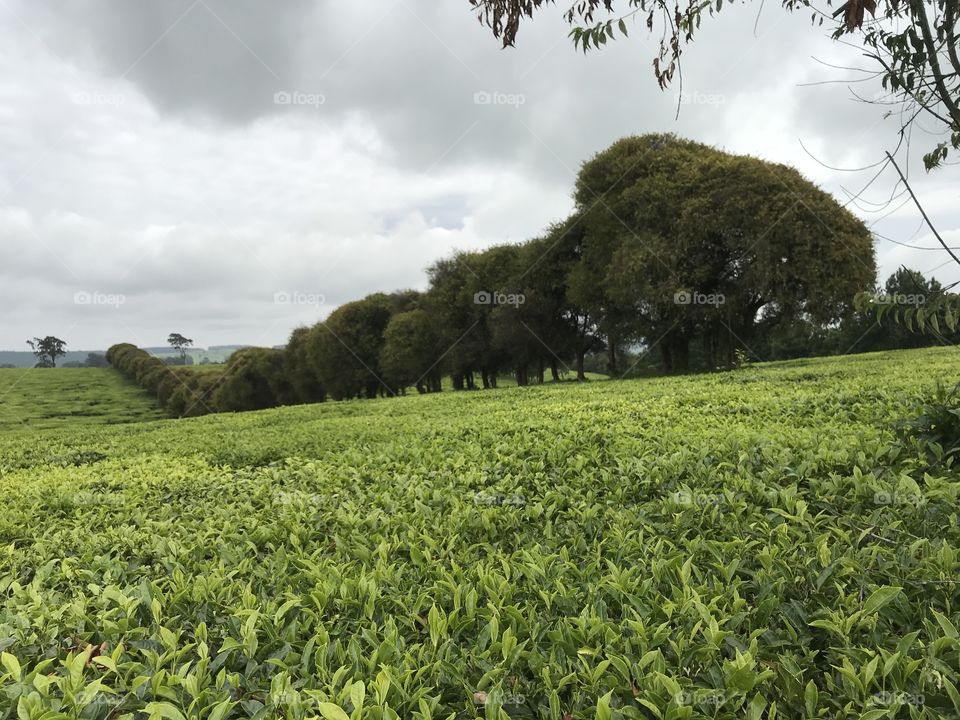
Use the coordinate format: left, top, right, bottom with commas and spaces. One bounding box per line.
551, 360, 560, 382
674, 341, 689, 373
536, 357, 545, 384
516, 365, 528, 386
607, 337, 617, 376
660, 344, 673, 374
576, 350, 586, 381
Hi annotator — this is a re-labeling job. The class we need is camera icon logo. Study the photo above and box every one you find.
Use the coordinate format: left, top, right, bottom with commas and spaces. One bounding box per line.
474, 291, 492, 305
273, 91, 292, 105
674, 290, 692, 305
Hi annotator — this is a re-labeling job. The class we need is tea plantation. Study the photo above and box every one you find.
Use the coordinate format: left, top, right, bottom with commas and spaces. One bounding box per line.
0, 369, 167, 433
1, 348, 959, 719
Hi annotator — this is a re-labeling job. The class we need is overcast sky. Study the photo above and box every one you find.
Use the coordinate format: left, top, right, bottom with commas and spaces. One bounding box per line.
2, 0, 958, 350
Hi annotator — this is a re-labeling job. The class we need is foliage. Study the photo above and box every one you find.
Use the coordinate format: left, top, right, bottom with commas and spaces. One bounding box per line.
855, 280, 960, 342
898, 380, 960, 467
26, 336, 67, 368
469, 0, 960, 169
0, 368, 166, 431
213, 348, 296, 412
573, 134, 875, 372
106, 138, 900, 407
1, 347, 960, 717
167, 333, 194, 362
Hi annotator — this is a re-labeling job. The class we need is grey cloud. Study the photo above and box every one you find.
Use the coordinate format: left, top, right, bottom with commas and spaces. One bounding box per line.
1, 0, 958, 350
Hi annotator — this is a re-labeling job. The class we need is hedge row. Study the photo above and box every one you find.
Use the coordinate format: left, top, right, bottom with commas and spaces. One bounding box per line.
105, 344, 308, 417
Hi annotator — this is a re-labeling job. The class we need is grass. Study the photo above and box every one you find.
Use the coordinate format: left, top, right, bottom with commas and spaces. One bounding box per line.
0, 347, 958, 718
0, 368, 167, 432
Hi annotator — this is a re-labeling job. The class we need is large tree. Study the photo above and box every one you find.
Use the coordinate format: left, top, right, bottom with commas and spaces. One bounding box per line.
524, 218, 605, 381
307, 293, 395, 400
574, 134, 876, 372
469, 0, 959, 170
380, 308, 445, 393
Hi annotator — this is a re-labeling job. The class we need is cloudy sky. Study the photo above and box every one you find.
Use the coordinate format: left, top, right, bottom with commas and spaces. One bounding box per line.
1, 0, 957, 350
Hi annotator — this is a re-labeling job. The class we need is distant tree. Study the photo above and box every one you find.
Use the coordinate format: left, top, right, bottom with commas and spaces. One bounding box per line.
380, 308, 445, 393
307, 294, 395, 400
84, 352, 110, 368
213, 347, 293, 411
0, 364, 15, 369
167, 333, 194, 362
529, 218, 605, 381
426, 245, 527, 388
284, 326, 326, 404
26, 336, 66, 367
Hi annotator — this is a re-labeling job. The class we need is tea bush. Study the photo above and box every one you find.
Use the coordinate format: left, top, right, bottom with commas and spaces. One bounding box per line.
1, 347, 959, 718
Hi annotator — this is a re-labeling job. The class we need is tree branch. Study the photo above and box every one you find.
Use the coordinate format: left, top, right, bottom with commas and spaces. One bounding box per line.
910, 0, 960, 127
885, 151, 960, 267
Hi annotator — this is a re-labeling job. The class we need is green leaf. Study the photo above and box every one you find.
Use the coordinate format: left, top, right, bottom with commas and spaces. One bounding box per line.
804, 680, 818, 717
862, 586, 902, 615
1, 652, 21, 680
145, 702, 187, 720
746, 693, 767, 720
350, 681, 365, 719
933, 610, 959, 639
208, 700, 235, 720
636, 698, 663, 718
595, 690, 614, 720
318, 702, 351, 720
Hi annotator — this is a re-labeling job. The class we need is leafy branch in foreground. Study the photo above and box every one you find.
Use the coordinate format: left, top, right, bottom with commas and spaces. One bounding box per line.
855, 287, 960, 336
469, 0, 960, 168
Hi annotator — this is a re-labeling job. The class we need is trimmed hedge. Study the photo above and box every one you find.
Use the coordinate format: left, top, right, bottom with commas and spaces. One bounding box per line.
106, 343, 317, 418
106, 344, 225, 417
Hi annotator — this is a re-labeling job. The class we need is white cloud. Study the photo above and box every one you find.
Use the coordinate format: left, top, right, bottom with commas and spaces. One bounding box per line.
0, 0, 957, 349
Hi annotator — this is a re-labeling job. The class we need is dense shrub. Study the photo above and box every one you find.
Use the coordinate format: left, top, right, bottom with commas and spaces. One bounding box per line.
212, 348, 291, 412
107, 343, 225, 418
